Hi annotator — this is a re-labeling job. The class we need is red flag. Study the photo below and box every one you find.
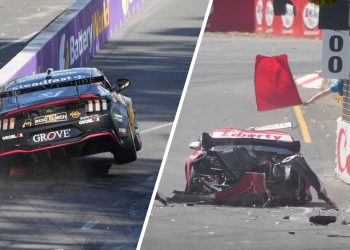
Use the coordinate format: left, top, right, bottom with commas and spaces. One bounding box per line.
254, 54, 302, 111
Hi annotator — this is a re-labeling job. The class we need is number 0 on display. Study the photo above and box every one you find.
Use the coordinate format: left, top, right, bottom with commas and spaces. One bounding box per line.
322, 30, 349, 79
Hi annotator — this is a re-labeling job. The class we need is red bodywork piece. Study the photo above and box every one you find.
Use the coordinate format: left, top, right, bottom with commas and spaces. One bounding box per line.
215, 172, 267, 201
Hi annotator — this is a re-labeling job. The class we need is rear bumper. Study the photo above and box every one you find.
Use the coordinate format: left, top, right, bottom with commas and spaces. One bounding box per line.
0, 131, 119, 158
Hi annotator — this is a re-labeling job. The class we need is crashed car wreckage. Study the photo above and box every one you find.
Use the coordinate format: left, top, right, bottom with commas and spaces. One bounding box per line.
169, 127, 337, 208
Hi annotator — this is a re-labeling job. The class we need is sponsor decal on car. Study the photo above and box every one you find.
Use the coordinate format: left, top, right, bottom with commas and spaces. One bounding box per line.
211, 129, 294, 142
113, 114, 123, 122
118, 127, 128, 137
2, 133, 24, 141
79, 115, 100, 125
34, 112, 68, 125
10, 75, 88, 91
37, 106, 65, 115
70, 110, 81, 119
22, 119, 32, 128
31, 129, 72, 143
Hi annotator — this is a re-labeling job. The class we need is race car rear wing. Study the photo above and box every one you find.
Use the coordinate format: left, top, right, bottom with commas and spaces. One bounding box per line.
0, 76, 104, 99
201, 132, 301, 154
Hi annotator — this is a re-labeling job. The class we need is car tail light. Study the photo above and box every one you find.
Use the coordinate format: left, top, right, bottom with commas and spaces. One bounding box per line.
0, 118, 16, 130
101, 99, 107, 110
95, 100, 101, 112
9, 118, 15, 129
85, 99, 108, 113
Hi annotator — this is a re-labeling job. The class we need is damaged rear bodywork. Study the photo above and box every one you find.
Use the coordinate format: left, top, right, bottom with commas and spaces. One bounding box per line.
173, 128, 336, 208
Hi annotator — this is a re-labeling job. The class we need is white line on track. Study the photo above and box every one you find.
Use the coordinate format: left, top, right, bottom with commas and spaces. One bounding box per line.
80, 220, 100, 231
140, 122, 173, 134
0, 31, 38, 50
136, 1, 214, 249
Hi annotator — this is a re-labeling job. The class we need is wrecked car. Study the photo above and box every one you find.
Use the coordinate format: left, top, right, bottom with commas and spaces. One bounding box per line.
177, 127, 336, 208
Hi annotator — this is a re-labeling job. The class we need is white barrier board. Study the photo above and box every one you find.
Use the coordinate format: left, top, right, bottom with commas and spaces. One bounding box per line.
336, 117, 350, 184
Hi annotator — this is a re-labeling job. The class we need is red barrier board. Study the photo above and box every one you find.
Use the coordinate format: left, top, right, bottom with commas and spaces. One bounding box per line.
255, 0, 321, 38
206, 0, 256, 32
207, 0, 322, 39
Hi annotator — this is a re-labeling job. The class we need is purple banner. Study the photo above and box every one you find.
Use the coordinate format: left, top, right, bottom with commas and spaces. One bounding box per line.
3, 0, 146, 82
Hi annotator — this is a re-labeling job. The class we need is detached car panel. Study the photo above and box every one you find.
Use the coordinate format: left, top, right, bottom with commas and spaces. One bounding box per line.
0, 67, 141, 165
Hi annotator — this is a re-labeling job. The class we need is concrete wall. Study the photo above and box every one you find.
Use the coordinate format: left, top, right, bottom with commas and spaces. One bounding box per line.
0, 0, 147, 84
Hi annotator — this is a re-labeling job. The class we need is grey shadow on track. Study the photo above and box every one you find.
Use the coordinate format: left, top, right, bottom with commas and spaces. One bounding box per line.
88, 38, 200, 123
149, 27, 201, 37
0, 157, 161, 250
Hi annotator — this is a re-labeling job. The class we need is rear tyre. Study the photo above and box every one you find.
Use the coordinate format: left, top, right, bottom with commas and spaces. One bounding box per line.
134, 127, 142, 151
114, 122, 137, 164
132, 112, 142, 151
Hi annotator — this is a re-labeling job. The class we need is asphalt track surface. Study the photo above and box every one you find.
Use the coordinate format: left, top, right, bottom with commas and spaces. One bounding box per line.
141, 33, 350, 250
0, 0, 209, 249
0, 0, 75, 68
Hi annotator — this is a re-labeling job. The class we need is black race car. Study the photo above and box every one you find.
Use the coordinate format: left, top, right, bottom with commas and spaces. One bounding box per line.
0, 67, 142, 168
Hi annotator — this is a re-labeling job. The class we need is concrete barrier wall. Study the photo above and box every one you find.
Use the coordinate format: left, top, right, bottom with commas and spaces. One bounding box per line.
0, 0, 146, 84
206, 0, 322, 39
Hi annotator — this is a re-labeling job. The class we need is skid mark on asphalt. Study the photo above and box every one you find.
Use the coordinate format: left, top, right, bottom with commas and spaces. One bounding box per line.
80, 220, 100, 230
294, 106, 312, 143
